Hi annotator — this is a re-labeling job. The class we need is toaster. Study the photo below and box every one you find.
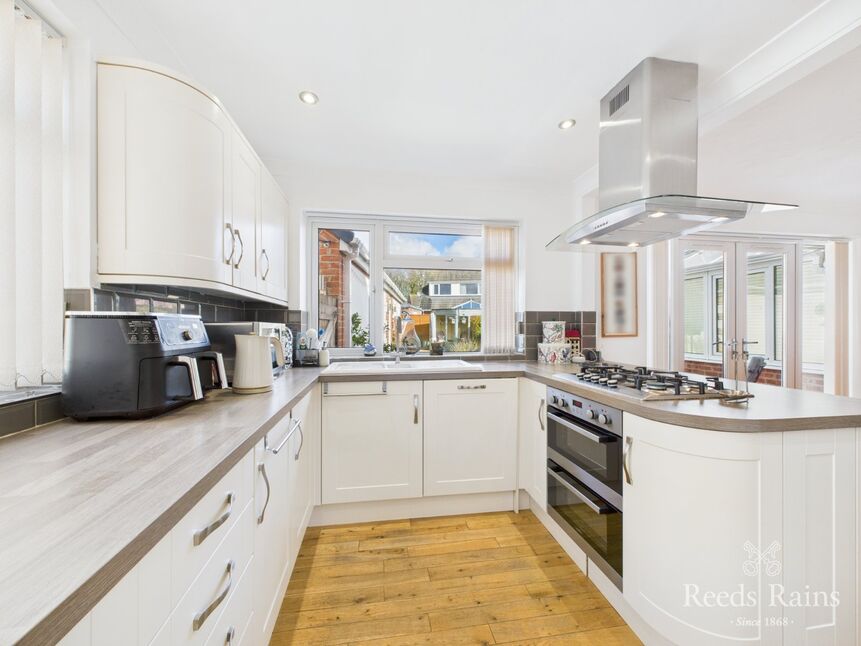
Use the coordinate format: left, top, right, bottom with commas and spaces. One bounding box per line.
61, 312, 227, 420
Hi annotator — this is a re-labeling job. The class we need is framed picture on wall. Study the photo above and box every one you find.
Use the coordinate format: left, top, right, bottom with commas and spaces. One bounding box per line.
600, 252, 638, 337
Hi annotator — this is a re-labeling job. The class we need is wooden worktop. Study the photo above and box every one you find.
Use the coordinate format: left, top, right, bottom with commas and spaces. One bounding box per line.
4, 360, 861, 644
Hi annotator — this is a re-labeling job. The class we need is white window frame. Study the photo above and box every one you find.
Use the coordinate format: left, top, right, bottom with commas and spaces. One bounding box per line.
307, 212, 502, 356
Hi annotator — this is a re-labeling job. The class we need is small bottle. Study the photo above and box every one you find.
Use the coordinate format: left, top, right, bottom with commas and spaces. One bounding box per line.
319, 348, 330, 367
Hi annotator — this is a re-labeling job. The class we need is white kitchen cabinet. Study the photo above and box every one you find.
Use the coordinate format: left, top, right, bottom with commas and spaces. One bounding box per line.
782, 428, 857, 645
517, 377, 547, 511
623, 413, 784, 646
423, 379, 518, 496
289, 387, 320, 561
97, 61, 288, 305
322, 381, 423, 503
251, 417, 293, 644
98, 63, 233, 286
229, 132, 260, 292
258, 171, 289, 301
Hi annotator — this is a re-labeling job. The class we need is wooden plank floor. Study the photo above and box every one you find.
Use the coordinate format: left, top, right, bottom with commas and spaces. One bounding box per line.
270, 511, 642, 645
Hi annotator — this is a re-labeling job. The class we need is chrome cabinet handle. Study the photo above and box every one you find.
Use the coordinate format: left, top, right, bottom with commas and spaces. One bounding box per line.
547, 467, 612, 514
457, 384, 486, 390
193, 559, 235, 631
261, 248, 270, 280
225, 626, 235, 645
233, 228, 244, 269
193, 492, 235, 546
224, 223, 236, 265
623, 436, 633, 485
257, 463, 270, 524
538, 398, 546, 431
294, 419, 304, 461
546, 412, 615, 444
266, 419, 299, 455
413, 394, 419, 424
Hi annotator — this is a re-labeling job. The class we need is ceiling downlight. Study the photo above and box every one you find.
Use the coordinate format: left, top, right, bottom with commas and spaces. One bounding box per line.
558, 119, 576, 130
298, 90, 319, 105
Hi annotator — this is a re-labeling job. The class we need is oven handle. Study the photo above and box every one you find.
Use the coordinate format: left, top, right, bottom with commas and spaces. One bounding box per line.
547, 411, 615, 444
547, 467, 613, 515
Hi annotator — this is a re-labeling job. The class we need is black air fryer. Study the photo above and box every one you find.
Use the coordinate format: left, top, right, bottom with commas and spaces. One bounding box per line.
62, 312, 227, 420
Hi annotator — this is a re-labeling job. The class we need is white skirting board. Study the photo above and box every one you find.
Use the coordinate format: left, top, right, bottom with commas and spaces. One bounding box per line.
309, 490, 530, 526
528, 496, 671, 646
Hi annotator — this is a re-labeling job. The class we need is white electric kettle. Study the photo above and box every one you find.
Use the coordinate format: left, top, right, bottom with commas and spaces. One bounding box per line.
233, 334, 285, 394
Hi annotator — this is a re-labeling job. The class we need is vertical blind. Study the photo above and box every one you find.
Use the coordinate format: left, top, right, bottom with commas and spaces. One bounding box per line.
0, 0, 64, 390
482, 226, 516, 354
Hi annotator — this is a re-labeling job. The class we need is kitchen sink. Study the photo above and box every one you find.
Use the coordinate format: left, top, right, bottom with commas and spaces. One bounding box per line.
322, 359, 483, 375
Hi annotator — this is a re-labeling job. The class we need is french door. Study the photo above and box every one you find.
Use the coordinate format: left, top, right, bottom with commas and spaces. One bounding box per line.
673, 239, 798, 388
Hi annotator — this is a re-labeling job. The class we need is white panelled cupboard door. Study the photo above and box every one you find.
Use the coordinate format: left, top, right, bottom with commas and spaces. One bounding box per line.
258, 171, 288, 302
97, 64, 232, 284
623, 413, 783, 646
322, 381, 423, 504
782, 428, 857, 645
423, 379, 518, 496
230, 132, 260, 292
290, 387, 319, 554
517, 378, 547, 510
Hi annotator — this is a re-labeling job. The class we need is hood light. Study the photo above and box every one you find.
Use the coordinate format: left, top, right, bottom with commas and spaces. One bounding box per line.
711, 216, 730, 223
558, 118, 577, 130
299, 90, 319, 105
579, 239, 591, 245
627, 242, 640, 248
649, 211, 666, 218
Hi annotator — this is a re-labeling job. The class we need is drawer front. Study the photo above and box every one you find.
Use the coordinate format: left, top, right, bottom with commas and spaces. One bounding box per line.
203, 553, 253, 646
172, 452, 253, 604
172, 499, 254, 646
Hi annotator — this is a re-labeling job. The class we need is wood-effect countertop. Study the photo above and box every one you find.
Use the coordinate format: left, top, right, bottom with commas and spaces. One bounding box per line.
4, 360, 861, 644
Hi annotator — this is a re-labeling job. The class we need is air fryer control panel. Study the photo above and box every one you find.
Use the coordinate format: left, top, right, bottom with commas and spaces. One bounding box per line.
120, 319, 161, 344
157, 316, 209, 346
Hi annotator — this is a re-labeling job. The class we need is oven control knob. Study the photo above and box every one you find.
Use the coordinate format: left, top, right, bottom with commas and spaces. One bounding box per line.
560, 400, 568, 408
585, 409, 596, 420
598, 413, 610, 425
552, 395, 559, 405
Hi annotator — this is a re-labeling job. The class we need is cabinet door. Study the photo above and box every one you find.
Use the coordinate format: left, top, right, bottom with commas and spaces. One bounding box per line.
322, 381, 423, 504
518, 378, 547, 510
623, 413, 783, 646
289, 387, 320, 560
251, 421, 291, 645
424, 379, 518, 497
782, 428, 856, 645
230, 133, 259, 292
98, 64, 232, 285
258, 171, 288, 302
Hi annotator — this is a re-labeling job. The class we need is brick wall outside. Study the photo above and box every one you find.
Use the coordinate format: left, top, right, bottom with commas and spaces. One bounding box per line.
802, 372, 824, 392
318, 230, 346, 347
683, 360, 723, 377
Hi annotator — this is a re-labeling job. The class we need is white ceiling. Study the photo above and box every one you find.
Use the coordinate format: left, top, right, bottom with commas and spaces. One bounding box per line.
83, 0, 830, 183
701, 43, 861, 235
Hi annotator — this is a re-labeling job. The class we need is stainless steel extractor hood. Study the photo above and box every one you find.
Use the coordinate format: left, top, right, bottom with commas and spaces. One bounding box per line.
548, 58, 795, 250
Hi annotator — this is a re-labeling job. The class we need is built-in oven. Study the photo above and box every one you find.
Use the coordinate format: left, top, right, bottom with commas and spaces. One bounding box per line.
545, 386, 623, 589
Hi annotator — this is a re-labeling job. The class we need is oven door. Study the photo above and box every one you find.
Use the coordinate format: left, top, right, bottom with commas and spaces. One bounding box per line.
546, 408, 622, 504
547, 460, 622, 589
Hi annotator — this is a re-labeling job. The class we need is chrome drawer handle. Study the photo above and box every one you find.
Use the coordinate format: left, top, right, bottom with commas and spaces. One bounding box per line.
193, 559, 235, 631
257, 462, 270, 524
233, 228, 244, 269
538, 398, 546, 431
261, 248, 271, 280
226, 626, 235, 645
623, 436, 633, 485
224, 223, 236, 265
193, 492, 235, 546
266, 419, 299, 455
294, 419, 304, 461
413, 394, 419, 424
457, 384, 486, 390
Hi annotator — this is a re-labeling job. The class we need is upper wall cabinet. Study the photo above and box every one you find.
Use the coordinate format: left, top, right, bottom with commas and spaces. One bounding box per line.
97, 61, 288, 305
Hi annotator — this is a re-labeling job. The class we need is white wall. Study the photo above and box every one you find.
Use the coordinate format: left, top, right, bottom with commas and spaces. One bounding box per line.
270, 164, 590, 313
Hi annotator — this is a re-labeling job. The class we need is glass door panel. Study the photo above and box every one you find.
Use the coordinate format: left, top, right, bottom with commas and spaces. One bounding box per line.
678, 244, 730, 378
800, 245, 826, 391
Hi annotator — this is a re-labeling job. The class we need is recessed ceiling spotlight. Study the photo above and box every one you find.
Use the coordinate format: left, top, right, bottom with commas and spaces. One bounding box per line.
558, 118, 576, 130
298, 90, 319, 105
579, 239, 591, 245
649, 211, 666, 218
711, 216, 730, 223
627, 242, 640, 248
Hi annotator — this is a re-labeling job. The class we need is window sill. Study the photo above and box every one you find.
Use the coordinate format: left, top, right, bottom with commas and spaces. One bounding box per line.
0, 385, 61, 407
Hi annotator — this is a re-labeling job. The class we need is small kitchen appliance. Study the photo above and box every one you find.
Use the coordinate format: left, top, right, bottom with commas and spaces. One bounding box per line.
62, 312, 227, 420
205, 321, 293, 383
232, 334, 285, 394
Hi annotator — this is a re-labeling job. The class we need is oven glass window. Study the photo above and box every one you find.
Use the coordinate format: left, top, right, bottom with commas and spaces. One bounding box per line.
547, 462, 622, 578
546, 412, 621, 493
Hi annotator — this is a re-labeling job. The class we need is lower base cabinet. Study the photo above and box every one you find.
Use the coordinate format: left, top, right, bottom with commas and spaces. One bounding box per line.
517, 377, 547, 510
423, 379, 518, 496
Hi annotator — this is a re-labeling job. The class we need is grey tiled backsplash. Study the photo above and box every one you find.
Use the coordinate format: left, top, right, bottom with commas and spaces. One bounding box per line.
518, 311, 597, 361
